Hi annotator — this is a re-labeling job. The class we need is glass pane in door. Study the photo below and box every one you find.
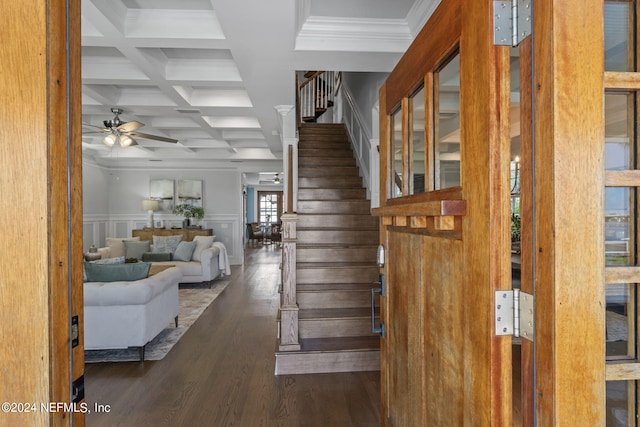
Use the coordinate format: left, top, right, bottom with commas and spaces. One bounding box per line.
392, 107, 403, 197
410, 86, 426, 194
434, 53, 461, 189
605, 1, 635, 72
606, 381, 636, 426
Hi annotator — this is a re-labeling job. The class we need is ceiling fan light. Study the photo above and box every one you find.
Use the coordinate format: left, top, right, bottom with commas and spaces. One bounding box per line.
119, 135, 134, 147
103, 134, 117, 147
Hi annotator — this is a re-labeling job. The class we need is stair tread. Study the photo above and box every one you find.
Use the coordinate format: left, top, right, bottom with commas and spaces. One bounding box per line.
297, 283, 377, 291
297, 261, 377, 268
299, 307, 374, 320
297, 243, 377, 248
298, 336, 380, 352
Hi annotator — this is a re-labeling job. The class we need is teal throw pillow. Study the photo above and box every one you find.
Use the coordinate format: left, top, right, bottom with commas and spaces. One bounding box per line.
123, 240, 151, 260
84, 261, 151, 283
152, 235, 183, 254
173, 241, 197, 261
141, 252, 172, 262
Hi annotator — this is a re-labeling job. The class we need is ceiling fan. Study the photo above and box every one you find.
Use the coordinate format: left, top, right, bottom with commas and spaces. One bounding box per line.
83, 107, 178, 147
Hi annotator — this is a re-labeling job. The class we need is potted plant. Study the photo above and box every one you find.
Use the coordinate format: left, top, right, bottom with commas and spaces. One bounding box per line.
173, 204, 205, 228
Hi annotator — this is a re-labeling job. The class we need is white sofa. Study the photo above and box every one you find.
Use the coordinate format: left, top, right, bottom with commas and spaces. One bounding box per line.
84, 266, 182, 361
98, 238, 230, 287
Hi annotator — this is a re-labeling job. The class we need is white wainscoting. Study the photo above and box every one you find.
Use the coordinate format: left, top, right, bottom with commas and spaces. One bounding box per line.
83, 214, 243, 265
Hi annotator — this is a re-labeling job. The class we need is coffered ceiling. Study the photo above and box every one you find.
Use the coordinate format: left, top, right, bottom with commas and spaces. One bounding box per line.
81, 0, 439, 174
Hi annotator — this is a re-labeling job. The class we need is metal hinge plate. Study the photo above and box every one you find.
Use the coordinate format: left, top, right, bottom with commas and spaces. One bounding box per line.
495, 289, 534, 341
494, 0, 532, 47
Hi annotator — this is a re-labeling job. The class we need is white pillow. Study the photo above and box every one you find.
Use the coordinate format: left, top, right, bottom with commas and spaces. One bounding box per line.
106, 237, 141, 258
191, 235, 215, 261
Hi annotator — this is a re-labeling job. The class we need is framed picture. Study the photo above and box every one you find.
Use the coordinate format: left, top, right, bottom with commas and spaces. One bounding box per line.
177, 179, 203, 207
150, 179, 174, 212
154, 220, 163, 228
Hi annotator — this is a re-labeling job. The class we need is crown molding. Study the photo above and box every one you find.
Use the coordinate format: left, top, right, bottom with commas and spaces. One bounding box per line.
295, 16, 412, 53
406, 0, 440, 38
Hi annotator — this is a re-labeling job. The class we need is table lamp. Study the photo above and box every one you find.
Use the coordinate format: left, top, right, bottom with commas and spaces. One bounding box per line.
141, 199, 159, 228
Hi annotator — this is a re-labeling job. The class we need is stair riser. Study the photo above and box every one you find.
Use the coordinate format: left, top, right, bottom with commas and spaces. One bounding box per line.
297, 267, 379, 284
299, 127, 347, 136
299, 168, 360, 178
297, 188, 366, 200
298, 214, 378, 229
274, 349, 380, 375
297, 230, 378, 245
298, 177, 363, 189
299, 157, 356, 167
298, 200, 370, 214
298, 141, 350, 150
298, 291, 371, 309
297, 247, 378, 263
299, 318, 376, 339
299, 149, 353, 158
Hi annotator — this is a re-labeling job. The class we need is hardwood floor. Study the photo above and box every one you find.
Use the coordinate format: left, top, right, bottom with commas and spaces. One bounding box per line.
84, 244, 381, 426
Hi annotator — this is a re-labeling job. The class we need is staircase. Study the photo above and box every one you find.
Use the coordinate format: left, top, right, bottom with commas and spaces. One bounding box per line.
275, 123, 381, 375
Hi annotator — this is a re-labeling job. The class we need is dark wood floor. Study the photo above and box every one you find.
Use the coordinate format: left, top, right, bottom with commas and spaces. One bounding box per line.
84, 244, 381, 426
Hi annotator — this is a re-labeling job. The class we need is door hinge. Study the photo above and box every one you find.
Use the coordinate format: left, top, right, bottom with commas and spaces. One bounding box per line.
495, 289, 534, 341
494, 0, 532, 47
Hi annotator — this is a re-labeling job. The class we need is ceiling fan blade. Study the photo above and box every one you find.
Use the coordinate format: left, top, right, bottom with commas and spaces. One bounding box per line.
129, 131, 178, 143
117, 121, 144, 132
82, 122, 108, 131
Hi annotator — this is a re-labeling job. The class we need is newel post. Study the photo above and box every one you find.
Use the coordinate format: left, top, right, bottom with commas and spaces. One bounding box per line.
279, 213, 300, 350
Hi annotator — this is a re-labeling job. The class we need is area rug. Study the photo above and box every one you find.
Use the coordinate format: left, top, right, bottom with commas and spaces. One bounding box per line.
84, 280, 229, 363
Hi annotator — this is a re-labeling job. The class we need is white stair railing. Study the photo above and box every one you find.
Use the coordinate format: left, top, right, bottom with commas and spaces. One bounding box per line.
298, 71, 338, 124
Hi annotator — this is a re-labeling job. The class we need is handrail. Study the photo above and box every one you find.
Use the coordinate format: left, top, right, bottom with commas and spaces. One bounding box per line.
298, 71, 338, 123
340, 83, 378, 205
286, 144, 293, 213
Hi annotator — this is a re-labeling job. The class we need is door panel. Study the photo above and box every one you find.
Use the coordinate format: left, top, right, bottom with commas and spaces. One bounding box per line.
375, 0, 512, 424
386, 232, 424, 426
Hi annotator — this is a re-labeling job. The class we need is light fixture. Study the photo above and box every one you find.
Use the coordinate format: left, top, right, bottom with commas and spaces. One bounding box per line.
141, 199, 159, 228
103, 134, 117, 147
103, 133, 137, 148
273, 173, 280, 184
119, 135, 134, 147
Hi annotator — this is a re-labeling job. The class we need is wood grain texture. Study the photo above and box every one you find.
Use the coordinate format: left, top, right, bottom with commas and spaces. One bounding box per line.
460, 0, 512, 423
604, 71, 640, 89
518, 36, 535, 427
533, 0, 605, 424
604, 169, 640, 186
0, 1, 82, 425
383, 0, 461, 111
85, 247, 380, 426
378, 0, 513, 423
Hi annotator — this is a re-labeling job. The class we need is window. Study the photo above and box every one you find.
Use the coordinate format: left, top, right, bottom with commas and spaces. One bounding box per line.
257, 191, 282, 225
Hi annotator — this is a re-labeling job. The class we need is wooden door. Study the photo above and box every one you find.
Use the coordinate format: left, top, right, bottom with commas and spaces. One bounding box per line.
0, 1, 84, 425
375, 0, 605, 425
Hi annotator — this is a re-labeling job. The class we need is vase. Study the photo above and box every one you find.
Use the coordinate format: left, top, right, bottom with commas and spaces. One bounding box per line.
182, 218, 191, 228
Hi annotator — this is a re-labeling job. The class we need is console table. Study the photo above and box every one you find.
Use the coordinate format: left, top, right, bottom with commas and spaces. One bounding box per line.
132, 228, 213, 242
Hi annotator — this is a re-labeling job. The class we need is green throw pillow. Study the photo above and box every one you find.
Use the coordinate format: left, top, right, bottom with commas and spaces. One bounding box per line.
84, 261, 151, 282
141, 252, 172, 262
123, 240, 151, 260
173, 241, 197, 261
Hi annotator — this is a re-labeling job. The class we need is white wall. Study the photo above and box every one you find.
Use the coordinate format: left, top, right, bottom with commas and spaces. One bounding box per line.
342, 72, 389, 135
82, 160, 244, 265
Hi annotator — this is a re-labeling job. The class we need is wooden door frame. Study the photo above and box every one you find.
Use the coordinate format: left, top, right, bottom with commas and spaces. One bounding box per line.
0, 1, 84, 425
532, 0, 605, 423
